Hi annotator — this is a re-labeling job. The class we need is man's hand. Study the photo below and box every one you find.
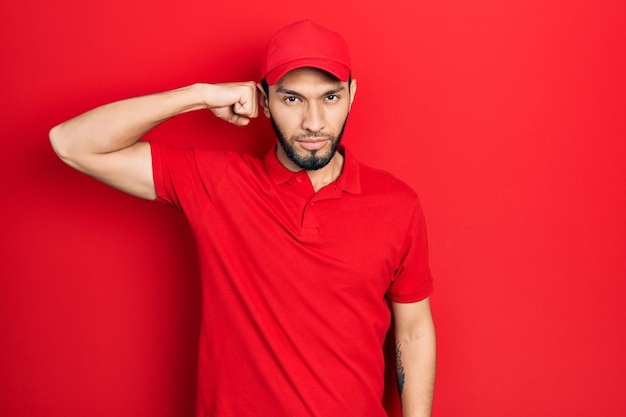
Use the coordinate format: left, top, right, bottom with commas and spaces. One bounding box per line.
202, 82, 259, 127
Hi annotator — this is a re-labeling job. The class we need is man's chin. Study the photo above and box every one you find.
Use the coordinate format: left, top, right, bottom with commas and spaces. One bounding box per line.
291, 150, 334, 170
271, 116, 344, 171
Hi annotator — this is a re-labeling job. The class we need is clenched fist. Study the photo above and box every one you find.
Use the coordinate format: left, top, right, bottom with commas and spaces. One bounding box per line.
201, 82, 259, 127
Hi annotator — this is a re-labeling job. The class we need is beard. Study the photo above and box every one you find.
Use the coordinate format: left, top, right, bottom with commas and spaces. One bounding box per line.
270, 116, 348, 171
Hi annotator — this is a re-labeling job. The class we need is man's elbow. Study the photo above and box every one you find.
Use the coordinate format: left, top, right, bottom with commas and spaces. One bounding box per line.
49, 124, 64, 156
49, 123, 75, 165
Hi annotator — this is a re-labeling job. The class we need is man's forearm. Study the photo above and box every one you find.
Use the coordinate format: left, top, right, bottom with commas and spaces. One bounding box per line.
391, 298, 437, 416
395, 329, 436, 416
49, 84, 207, 161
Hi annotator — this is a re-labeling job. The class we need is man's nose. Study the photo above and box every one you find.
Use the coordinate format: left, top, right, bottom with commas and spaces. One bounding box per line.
301, 102, 325, 133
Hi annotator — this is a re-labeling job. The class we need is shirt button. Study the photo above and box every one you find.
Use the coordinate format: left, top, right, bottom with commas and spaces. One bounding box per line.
310, 202, 315, 207
296, 177, 303, 183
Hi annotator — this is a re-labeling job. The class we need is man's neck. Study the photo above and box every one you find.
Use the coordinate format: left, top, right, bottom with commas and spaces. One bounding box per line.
306, 151, 344, 192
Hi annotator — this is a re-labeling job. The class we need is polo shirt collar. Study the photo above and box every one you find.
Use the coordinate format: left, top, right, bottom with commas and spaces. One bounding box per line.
264, 144, 361, 194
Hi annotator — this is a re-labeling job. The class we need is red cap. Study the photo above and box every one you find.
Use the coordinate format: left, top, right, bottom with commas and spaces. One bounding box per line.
261, 20, 352, 85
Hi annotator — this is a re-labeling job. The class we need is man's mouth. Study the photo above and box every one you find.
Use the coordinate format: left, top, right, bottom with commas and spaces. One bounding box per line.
296, 138, 329, 151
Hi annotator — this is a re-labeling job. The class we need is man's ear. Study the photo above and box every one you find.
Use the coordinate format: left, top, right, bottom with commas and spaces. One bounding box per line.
256, 83, 271, 118
349, 79, 357, 109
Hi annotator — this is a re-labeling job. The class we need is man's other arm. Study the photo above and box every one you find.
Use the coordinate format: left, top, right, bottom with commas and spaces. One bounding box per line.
49, 82, 259, 200
391, 297, 436, 417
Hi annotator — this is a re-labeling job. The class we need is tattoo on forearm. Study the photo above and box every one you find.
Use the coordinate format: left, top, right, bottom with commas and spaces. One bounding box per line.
395, 341, 405, 395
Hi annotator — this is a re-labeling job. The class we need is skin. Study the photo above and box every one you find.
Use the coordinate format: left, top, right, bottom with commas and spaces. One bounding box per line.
49, 68, 436, 416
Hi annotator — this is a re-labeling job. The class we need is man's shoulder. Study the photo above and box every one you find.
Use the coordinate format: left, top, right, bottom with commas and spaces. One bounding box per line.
154, 142, 262, 168
356, 159, 418, 200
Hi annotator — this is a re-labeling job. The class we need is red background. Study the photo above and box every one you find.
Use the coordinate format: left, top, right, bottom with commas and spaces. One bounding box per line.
1, 0, 625, 416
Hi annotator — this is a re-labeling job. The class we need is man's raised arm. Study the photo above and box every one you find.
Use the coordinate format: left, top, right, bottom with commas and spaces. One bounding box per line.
49, 82, 259, 200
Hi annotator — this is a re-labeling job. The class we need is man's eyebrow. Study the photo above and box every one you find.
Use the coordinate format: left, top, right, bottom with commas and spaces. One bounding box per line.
275, 87, 302, 96
324, 86, 346, 95
275, 85, 346, 97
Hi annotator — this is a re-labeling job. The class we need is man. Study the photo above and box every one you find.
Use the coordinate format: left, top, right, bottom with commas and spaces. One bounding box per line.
50, 20, 436, 417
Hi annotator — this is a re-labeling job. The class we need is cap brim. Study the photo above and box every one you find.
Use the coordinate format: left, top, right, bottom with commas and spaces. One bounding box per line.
265, 57, 350, 85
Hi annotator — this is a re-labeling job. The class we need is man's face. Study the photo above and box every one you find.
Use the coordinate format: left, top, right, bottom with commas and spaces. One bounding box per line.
261, 68, 357, 171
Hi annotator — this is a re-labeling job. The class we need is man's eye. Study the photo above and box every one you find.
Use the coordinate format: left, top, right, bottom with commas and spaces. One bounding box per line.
326, 95, 339, 102
285, 96, 299, 103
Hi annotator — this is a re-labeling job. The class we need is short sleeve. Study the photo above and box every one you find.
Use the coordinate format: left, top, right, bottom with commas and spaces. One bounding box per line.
387, 200, 434, 303
150, 141, 232, 211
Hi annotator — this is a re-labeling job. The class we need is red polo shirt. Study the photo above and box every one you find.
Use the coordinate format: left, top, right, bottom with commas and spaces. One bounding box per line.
151, 142, 432, 417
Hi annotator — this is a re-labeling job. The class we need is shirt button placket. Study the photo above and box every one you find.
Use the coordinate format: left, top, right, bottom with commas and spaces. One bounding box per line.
301, 199, 319, 239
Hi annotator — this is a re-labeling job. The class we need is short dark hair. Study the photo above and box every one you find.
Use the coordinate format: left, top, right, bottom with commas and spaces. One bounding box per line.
261, 78, 270, 96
